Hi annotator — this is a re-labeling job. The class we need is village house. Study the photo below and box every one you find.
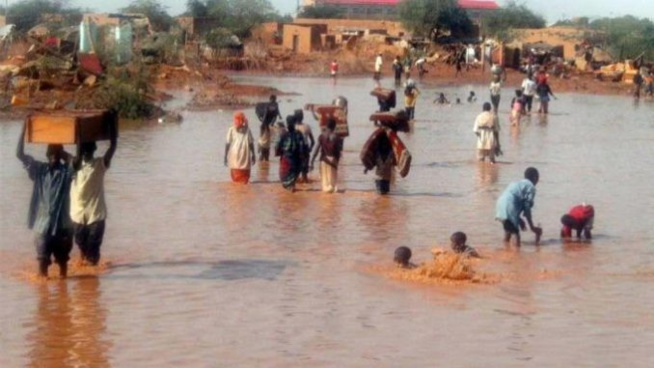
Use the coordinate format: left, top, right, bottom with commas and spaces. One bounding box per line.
282, 23, 328, 53
302, 0, 499, 22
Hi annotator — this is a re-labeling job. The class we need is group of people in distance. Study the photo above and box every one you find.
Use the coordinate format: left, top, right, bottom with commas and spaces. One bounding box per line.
16, 113, 118, 278
393, 167, 596, 268
224, 94, 343, 193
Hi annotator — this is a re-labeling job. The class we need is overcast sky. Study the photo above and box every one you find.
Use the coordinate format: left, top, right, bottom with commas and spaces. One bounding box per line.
68, 0, 654, 24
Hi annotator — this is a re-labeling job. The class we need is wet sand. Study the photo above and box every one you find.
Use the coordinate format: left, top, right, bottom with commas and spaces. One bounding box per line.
1, 76, 654, 366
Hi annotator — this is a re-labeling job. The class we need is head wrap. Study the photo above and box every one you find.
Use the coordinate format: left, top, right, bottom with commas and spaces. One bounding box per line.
233, 111, 247, 129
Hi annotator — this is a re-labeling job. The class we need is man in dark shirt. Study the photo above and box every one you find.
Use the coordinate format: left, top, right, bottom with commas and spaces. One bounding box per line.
258, 94, 282, 162
16, 122, 73, 278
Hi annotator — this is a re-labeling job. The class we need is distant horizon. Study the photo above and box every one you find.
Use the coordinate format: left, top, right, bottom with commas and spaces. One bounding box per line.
63, 0, 654, 25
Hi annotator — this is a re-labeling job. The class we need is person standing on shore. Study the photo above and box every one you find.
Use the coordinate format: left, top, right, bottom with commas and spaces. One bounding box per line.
276, 115, 307, 192
455, 54, 463, 77
70, 113, 118, 266
495, 167, 543, 247
225, 111, 256, 184
415, 57, 427, 78
489, 75, 502, 112
374, 53, 383, 80
403, 55, 412, 80
465, 44, 476, 70
633, 70, 644, 99
473, 102, 500, 164
521, 75, 537, 113
16, 123, 73, 278
310, 118, 343, 193
392, 56, 403, 85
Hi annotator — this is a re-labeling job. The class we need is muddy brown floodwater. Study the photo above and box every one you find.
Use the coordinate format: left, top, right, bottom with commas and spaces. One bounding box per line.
2, 75, 654, 366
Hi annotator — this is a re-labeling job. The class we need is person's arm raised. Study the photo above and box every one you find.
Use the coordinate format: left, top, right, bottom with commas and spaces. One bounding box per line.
16, 120, 28, 164
103, 111, 118, 168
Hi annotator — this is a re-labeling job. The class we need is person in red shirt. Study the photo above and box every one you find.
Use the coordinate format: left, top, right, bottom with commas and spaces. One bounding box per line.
560, 204, 595, 239
330, 59, 339, 78
536, 68, 549, 85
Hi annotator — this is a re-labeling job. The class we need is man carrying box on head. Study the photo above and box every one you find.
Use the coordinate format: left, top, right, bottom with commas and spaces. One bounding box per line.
70, 111, 118, 266
16, 123, 74, 278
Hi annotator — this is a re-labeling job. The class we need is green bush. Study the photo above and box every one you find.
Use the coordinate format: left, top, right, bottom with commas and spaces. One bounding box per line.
80, 62, 158, 120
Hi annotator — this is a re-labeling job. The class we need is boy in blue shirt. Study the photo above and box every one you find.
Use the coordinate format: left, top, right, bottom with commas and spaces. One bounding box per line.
496, 167, 543, 247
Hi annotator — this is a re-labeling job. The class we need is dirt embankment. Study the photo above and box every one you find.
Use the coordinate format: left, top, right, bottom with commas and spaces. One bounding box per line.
187, 39, 638, 111
0, 37, 636, 121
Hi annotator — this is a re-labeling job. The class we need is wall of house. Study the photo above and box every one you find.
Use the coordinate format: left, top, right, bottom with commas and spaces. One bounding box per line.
330, 4, 397, 20
294, 18, 406, 37
514, 27, 591, 59
283, 24, 316, 53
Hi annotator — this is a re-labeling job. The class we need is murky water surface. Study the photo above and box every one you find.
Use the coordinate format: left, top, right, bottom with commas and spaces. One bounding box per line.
2, 76, 654, 366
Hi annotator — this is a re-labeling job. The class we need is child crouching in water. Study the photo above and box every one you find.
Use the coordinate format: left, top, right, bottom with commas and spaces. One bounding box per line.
561, 203, 595, 240
450, 232, 480, 258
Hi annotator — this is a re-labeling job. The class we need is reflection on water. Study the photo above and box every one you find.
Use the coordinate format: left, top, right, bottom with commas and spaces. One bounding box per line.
475, 162, 499, 188
107, 259, 293, 281
2, 76, 654, 366
27, 278, 109, 368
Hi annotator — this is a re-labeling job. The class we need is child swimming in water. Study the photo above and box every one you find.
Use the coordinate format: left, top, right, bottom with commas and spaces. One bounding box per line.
434, 93, 450, 105
450, 232, 480, 258
393, 246, 416, 268
467, 91, 477, 103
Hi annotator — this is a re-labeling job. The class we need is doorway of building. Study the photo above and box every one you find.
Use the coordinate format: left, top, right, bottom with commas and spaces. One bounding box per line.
292, 35, 299, 52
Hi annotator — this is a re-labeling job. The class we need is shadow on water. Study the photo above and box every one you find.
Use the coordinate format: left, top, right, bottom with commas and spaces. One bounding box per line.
107, 259, 295, 281
518, 233, 615, 247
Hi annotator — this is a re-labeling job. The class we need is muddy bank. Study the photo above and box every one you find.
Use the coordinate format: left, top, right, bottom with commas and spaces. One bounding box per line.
0, 51, 637, 122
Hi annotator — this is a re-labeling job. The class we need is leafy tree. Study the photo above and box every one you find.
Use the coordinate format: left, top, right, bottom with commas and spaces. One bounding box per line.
7, 0, 63, 32
186, 0, 209, 18
552, 17, 590, 28
589, 15, 654, 60
398, 0, 472, 39
226, 0, 276, 38
121, 0, 174, 32
184, 0, 279, 38
298, 5, 343, 19
437, 6, 473, 38
484, 1, 545, 41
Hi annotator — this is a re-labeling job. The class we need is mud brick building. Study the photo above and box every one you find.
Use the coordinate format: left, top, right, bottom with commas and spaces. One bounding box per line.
302, 0, 499, 23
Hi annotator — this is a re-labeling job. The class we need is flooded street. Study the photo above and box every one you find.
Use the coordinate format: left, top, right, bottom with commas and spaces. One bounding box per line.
2, 75, 654, 366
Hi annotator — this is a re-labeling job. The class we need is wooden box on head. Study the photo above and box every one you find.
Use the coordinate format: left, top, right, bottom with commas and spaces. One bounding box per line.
24, 110, 118, 144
